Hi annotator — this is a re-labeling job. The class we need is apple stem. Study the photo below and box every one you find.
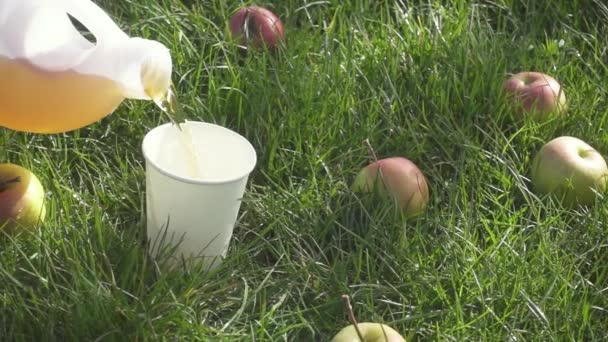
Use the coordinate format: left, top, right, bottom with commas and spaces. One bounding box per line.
0, 176, 20, 192
341, 294, 365, 341
363, 139, 378, 162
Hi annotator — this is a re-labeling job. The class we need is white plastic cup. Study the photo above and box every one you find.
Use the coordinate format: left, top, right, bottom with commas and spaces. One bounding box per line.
142, 121, 257, 270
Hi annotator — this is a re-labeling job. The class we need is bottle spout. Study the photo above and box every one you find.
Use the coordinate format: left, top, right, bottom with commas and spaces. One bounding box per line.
141, 45, 173, 102
116, 37, 172, 102
111, 37, 185, 126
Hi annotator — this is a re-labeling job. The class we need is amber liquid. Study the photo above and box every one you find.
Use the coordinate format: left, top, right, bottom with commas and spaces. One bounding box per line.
154, 85, 204, 179
0, 56, 124, 134
179, 122, 203, 178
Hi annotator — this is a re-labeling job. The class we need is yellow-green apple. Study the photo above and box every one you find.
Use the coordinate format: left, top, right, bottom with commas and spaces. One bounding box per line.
331, 322, 406, 342
352, 157, 429, 218
229, 6, 285, 50
531, 136, 608, 206
503, 71, 567, 120
0, 163, 46, 232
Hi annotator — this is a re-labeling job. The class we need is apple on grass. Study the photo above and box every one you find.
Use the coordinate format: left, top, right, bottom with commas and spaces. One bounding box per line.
331, 322, 406, 342
332, 295, 406, 342
229, 6, 285, 51
0, 163, 46, 232
531, 136, 608, 206
503, 71, 567, 120
352, 157, 429, 218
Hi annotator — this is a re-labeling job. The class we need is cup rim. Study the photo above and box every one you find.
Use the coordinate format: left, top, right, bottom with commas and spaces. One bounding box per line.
141, 121, 257, 185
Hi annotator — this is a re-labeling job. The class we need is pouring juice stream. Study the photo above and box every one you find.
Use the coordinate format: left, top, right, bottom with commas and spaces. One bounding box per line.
154, 85, 204, 180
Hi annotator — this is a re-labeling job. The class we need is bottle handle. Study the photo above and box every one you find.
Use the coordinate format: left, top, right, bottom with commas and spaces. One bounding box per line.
60, 0, 128, 47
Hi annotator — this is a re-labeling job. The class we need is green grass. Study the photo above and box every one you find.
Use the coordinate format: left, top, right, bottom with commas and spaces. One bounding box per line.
2, 0, 608, 340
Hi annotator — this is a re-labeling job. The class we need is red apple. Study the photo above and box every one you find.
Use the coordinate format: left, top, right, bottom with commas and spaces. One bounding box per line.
229, 6, 285, 50
353, 157, 429, 218
503, 71, 567, 120
0, 163, 46, 232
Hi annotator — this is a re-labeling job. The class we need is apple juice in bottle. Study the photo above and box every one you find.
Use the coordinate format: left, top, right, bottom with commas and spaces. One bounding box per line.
0, 56, 124, 133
